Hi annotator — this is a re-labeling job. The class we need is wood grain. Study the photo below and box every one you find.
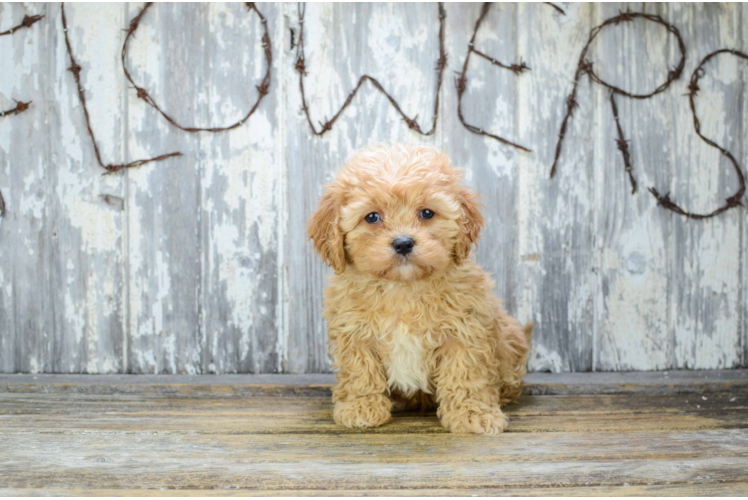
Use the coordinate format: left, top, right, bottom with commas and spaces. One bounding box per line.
594, 2, 673, 370
0, 3, 747, 374
52, 3, 128, 373
2, 484, 747, 497
667, 3, 743, 370
282, 3, 444, 373
517, 3, 596, 371
198, 3, 282, 374
124, 3, 204, 374
744, 2, 748, 369
0, 376, 747, 495
1, 391, 746, 434
444, 3, 521, 319
2, 369, 747, 395
0, 3, 50, 373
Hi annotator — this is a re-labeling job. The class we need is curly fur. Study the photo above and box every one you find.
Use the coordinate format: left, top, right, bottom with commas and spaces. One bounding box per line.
307, 144, 532, 435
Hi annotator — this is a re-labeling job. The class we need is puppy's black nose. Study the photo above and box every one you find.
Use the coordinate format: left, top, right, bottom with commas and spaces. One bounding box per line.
392, 236, 415, 256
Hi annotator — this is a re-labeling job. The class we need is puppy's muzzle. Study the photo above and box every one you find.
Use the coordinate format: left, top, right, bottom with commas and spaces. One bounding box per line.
392, 236, 415, 256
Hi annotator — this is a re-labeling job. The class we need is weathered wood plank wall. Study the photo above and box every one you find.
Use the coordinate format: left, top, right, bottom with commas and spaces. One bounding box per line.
0, 3, 745, 373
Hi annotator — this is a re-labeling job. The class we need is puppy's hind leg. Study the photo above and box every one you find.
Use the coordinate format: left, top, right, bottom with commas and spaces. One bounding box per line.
498, 320, 533, 405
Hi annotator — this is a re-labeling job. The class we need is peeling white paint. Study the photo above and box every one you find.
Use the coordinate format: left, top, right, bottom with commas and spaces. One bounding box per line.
529, 342, 565, 373
1, 3, 747, 374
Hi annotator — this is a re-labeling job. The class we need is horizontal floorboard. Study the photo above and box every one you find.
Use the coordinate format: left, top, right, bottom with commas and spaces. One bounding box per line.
1, 373, 747, 495
2, 369, 747, 395
2, 393, 746, 434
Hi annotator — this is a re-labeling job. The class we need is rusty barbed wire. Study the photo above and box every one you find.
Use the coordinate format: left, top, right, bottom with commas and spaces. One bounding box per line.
550, 10, 686, 179
609, 92, 636, 194
544, 3, 566, 16
455, 2, 533, 152
0, 13, 43, 120
61, 3, 181, 174
0, 13, 43, 37
0, 99, 31, 119
295, 2, 446, 136
121, 2, 272, 133
550, 11, 744, 219
0, 12, 44, 217
648, 49, 747, 219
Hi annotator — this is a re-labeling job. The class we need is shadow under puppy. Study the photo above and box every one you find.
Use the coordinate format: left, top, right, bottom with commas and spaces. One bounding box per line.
307, 144, 532, 435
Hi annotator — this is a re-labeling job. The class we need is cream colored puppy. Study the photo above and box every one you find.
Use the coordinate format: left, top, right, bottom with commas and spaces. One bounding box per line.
307, 144, 532, 435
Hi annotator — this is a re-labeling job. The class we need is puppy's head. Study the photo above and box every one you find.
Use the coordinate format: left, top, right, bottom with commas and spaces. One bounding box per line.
307, 144, 483, 281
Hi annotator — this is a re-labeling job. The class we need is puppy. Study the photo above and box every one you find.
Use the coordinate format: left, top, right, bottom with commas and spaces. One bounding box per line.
307, 144, 532, 435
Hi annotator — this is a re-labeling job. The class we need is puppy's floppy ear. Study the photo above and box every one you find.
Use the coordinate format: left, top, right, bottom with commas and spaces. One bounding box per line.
307, 188, 346, 273
453, 187, 485, 263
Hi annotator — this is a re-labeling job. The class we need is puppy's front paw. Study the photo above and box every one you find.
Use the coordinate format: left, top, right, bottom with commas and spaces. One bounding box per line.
440, 405, 509, 436
333, 394, 392, 429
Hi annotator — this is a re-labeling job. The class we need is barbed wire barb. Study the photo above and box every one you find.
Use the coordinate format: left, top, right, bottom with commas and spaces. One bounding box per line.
456, 2, 538, 152
0, 13, 44, 37
295, 2, 446, 136
121, 2, 272, 133
61, 3, 181, 174
609, 92, 636, 194
648, 49, 747, 219
0, 11, 44, 216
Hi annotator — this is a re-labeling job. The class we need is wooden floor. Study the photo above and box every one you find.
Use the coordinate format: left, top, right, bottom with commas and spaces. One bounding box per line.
1, 371, 747, 496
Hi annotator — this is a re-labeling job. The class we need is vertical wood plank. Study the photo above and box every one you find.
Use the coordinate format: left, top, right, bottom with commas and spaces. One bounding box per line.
593, 2, 674, 371
744, 2, 748, 369
0, 3, 49, 373
442, 3, 521, 321
667, 4, 743, 369
125, 4, 204, 374
47, 3, 128, 372
282, 3, 443, 372
517, 3, 596, 372
199, 3, 282, 374
1, 2, 747, 374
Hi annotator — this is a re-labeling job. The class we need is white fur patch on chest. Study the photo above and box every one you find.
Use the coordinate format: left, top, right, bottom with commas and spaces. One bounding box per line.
384, 323, 431, 396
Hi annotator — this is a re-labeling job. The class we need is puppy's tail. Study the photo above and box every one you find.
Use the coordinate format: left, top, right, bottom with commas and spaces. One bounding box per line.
522, 321, 534, 344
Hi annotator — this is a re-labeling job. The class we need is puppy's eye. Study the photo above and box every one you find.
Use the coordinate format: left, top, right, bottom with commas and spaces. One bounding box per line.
420, 209, 435, 220
364, 212, 381, 224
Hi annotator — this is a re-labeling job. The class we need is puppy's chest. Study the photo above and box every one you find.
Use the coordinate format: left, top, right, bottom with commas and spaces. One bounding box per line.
380, 321, 435, 396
